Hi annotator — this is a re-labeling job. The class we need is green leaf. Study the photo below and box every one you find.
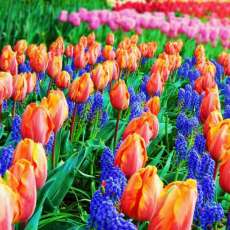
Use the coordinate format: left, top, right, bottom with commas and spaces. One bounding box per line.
159, 151, 174, 177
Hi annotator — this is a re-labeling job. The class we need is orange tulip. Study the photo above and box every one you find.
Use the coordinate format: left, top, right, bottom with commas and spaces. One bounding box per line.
103, 60, 120, 81
47, 53, 62, 79
29, 47, 48, 73
0, 45, 18, 76
123, 112, 159, 145
203, 110, 223, 137
200, 89, 221, 123
79, 36, 88, 48
145, 96, 160, 115
110, 80, 130, 110
56, 70, 71, 89
127, 53, 138, 73
102, 45, 116, 60
16, 54, 25, 65
0, 180, 19, 229
148, 179, 197, 230
49, 36, 64, 56
12, 74, 27, 101
91, 64, 109, 91
26, 44, 37, 59
65, 44, 74, 57
87, 32, 96, 46
41, 89, 68, 133
6, 159, 37, 223
12, 138, 47, 189
0, 72, 13, 103
87, 43, 101, 65
219, 154, 230, 193
21, 103, 54, 144
69, 73, 94, 103
74, 44, 87, 69
121, 166, 163, 221
116, 49, 128, 69
14, 40, 27, 55
115, 133, 148, 177
106, 33, 115, 46
206, 119, 230, 162
146, 73, 163, 96
25, 72, 37, 94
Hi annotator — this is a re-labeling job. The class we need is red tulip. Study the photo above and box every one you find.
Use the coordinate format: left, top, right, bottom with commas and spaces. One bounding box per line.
65, 44, 74, 58
87, 42, 101, 65
200, 89, 221, 123
6, 159, 37, 223
123, 112, 159, 145
148, 179, 197, 230
87, 32, 96, 46
12, 138, 47, 189
110, 80, 130, 110
21, 103, 54, 144
106, 33, 115, 46
69, 73, 94, 103
219, 154, 230, 193
146, 73, 163, 96
115, 133, 148, 177
74, 44, 87, 69
56, 71, 71, 89
12, 74, 27, 101
121, 166, 163, 221
41, 89, 68, 133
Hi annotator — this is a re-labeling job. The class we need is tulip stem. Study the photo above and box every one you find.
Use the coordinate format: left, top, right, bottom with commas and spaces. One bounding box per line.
12, 101, 16, 118
114, 110, 121, 150
213, 161, 219, 180
70, 103, 78, 141
52, 132, 57, 169
0, 102, 2, 123
48, 78, 53, 93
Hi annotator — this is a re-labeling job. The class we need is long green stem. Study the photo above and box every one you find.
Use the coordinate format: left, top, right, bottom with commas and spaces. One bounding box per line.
52, 132, 57, 169
113, 110, 121, 150
70, 103, 78, 141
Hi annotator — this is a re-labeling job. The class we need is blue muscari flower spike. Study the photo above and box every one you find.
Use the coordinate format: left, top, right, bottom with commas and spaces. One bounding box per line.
64, 65, 75, 79
18, 63, 29, 73
128, 87, 136, 105
176, 112, 194, 136
96, 55, 105, 63
11, 115, 21, 143
85, 64, 91, 72
187, 148, 200, 179
88, 92, 103, 121
88, 190, 136, 230
140, 75, 150, 100
100, 111, 109, 127
130, 102, 143, 121
45, 132, 54, 155
224, 105, 230, 119
0, 146, 14, 175
199, 153, 215, 178
194, 184, 204, 220
175, 133, 188, 161
100, 147, 114, 170
141, 57, 148, 65
201, 176, 215, 202
194, 134, 206, 154
191, 90, 201, 113
227, 212, 230, 230
67, 97, 75, 118
78, 68, 86, 77
177, 88, 185, 106
136, 92, 146, 103
2, 100, 7, 111
199, 202, 224, 229
71, 58, 76, 71
37, 72, 45, 81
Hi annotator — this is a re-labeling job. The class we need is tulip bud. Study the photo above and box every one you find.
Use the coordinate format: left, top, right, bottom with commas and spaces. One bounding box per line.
25, 72, 37, 94
115, 133, 148, 177
13, 138, 47, 188
206, 119, 230, 162
121, 166, 163, 221
103, 60, 120, 81
146, 73, 163, 96
0, 181, 19, 229
127, 53, 138, 73
6, 159, 37, 223
56, 70, 71, 89
203, 110, 223, 137
200, 89, 221, 123
12, 74, 28, 101
123, 112, 159, 145
65, 44, 74, 57
110, 80, 130, 110
14, 40, 27, 55
69, 73, 94, 103
219, 154, 230, 193
102, 45, 116, 60
47, 53, 62, 79
79, 36, 88, 48
106, 33, 115, 46
91, 64, 109, 91
148, 179, 197, 230
16, 54, 25, 65
116, 49, 128, 69
145, 96, 160, 115
87, 43, 101, 65
0, 72, 13, 103
41, 90, 68, 133
74, 45, 87, 69
26, 44, 37, 59
21, 103, 54, 144
87, 32, 96, 46
49, 36, 64, 56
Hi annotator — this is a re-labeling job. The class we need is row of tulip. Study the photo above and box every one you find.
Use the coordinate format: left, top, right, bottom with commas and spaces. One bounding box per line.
0, 33, 162, 229
175, 44, 229, 228
113, 1, 230, 18
59, 8, 230, 48
87, 40, 204, 229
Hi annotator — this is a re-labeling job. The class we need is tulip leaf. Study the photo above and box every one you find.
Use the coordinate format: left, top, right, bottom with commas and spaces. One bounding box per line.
46, 148, 86, 209
159, 151, 174, 177
0, 124, 3, 140
25, 179, 55, 230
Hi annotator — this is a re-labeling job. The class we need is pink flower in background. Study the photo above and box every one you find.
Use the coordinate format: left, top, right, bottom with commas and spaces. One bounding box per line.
59, 10, 68, 22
